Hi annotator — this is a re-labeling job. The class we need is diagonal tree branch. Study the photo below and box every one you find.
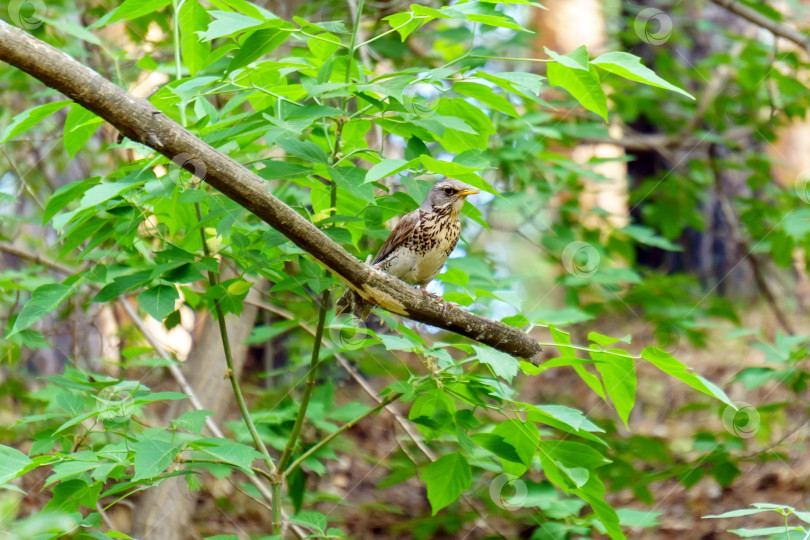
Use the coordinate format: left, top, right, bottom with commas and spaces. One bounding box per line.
0, 21, 543, 363
710, 0, 810, 56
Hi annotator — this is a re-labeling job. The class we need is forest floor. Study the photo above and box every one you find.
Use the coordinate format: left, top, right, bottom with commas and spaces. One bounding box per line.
61, 304, 808, 539
301, 306, 810, 539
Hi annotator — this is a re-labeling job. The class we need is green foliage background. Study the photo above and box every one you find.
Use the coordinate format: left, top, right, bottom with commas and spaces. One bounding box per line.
1, 0, 810, 538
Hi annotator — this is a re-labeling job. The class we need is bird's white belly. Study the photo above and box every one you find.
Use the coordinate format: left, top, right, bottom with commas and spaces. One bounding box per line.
382, 243, 451, 286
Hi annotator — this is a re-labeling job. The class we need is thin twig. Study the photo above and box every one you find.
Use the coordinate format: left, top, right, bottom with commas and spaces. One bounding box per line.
194, 202, 277, 475
276, 294, 330, 476
0, 241, 76, 274
283, 393, 400, 477
708, 145, 794, 334
711, 0, 810, 56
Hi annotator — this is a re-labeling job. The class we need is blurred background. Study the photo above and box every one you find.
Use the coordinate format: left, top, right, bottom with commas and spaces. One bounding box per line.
2, 0, 810, 538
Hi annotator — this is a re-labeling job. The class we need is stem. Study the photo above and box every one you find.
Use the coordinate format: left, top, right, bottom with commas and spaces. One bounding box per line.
194, 202, 276, 476
171, 0, 187, 125
469, 54, 551, 63
276, 293, 330, 474
272, 290, 330, 534
283, 393, 401, 477
355, 13, 423, 48
341, 0, 365, 110
182, 457, 276, 483
536, 342, 639, 359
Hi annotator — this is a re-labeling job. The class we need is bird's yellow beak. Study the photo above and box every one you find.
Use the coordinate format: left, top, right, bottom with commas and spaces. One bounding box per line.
457, 187, 480, 197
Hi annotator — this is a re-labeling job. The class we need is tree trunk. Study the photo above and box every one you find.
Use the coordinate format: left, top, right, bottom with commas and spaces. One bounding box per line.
131, 276, 267, 540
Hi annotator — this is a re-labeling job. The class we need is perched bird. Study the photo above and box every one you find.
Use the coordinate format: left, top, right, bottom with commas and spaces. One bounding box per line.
336, 178, 480, 318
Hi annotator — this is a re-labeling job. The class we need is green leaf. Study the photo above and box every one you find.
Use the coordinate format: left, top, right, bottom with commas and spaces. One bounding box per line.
330, 165, 375, 203
527, 406, 606, 447
617, 508, 661, 527
591, 51, 695, 99
492, 419, 539, 475
227, 28, 291, 74
488, 71, 546, 94
383, 11, 426, 41
8, 284, 72, 336
1, 101, 70, 143
179, 0, 211, 75
547, 61, 607, 121
63, 104, 102, 159
619, 225, 682, 251
364, 158, 414, 183
588, 332, 630, 348
43, 17, 102, 45
45, 457, 102, 488
137, 285, 179, 322
0, 444, 33, 486
44, 478, 101, 512
93, 270, 153, 303
277, 138, 329, 164
289, 511, 327, 535
308, 32, 341, 59
544, 46, 588, 70
132, 435, 180, 481
194, 438, 264, 472
472, 344, 519, 383
546, 326, 605, 400
453, 81, 519, 118
780, 209, 810, 241
704, 507, 777, 519
409, 389, 455, 439
434, 98, 494, 152
641, 347, 734, 406
418, 155, 496, 194
592, 349, 636, 427
99, 0, 172, 25
531, 405, 605, 435
544, 440, 611, 469
470, 433, 522, 463
172, 410, 214, 435
420, 452, 471, 515
43, 178, 96, 224
256, 161, 312, 180
358, 74, 413, 104
198, 11, 265, 41
77, 174, 148, 213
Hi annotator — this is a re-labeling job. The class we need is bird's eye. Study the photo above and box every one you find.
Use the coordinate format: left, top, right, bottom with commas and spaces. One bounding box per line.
443, 187, 454, 195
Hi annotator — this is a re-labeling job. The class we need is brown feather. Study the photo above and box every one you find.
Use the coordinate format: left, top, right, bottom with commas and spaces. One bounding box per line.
371, 209, 422, 265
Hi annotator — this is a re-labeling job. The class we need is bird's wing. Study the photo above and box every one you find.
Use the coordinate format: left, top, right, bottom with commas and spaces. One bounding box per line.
372, 209, 421, 265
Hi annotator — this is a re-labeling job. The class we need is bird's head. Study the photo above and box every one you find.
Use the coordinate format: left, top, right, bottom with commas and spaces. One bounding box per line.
421, 179, 480, 216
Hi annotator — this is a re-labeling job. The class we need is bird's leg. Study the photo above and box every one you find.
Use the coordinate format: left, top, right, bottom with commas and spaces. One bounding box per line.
420, 285, 452, 315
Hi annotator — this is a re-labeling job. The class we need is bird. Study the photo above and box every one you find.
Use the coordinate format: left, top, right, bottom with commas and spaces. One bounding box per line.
336, 178, 480, 319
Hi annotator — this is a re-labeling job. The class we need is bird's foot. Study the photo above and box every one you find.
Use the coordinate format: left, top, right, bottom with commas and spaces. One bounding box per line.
420, 287, 456, 315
